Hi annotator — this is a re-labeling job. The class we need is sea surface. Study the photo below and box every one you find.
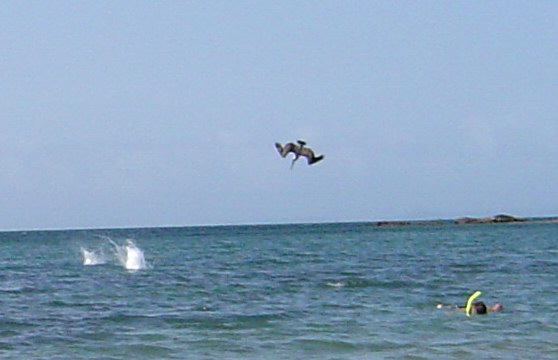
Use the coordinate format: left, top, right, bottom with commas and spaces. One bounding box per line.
0, 222, 556, 359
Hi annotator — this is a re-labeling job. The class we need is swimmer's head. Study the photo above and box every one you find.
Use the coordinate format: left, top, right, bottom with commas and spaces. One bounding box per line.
473, 301, 487, 315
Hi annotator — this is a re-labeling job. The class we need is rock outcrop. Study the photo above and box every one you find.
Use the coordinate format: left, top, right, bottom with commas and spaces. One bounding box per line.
454, 214, 523, 225
373, 214, 525, 227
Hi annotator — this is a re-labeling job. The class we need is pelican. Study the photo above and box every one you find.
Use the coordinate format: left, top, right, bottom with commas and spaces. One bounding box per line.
275, 140, 324, 169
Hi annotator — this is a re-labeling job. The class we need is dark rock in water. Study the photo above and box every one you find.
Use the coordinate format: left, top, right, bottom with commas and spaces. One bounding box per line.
375, 220, 412, 227
374, 220, 445, 227
493, 214, 523, 222
373, 214, 526, 227
454, 214, 523, 224
455, 217, 477, 225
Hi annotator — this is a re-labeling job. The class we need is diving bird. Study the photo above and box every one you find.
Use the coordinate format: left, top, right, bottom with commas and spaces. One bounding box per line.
275, 140, 324, 169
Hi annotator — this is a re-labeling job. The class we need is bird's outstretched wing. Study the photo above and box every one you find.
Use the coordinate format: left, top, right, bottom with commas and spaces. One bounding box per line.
275, 142, 298, 158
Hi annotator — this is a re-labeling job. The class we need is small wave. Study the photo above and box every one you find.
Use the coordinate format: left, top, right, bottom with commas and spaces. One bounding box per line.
162, 312, 289, 331
121, 344, 174, 357
324, 278, 413, 289
0, 285, 40, 294
326, 282, 345, 288
44, 300, 69, 307
0, 286, 25, 293
0, 319, 36, 331
292, 338, 361, 351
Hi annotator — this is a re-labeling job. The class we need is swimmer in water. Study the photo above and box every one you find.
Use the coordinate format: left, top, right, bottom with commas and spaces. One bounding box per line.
437, 302, 503, 314
437, 291, 503, 315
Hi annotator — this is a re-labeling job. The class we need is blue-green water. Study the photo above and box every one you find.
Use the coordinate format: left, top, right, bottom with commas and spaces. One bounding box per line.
0, 222, 556, 359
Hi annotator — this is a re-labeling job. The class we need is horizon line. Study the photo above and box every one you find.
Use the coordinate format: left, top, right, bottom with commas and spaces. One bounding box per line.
1, 213, 557, 233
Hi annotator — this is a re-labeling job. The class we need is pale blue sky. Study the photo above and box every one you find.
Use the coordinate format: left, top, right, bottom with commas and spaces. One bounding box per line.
2, 1, 558, 230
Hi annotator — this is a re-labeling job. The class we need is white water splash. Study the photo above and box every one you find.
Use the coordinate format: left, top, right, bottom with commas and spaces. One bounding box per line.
82, 237, 147, 271
109, 238, 147, 271
124, 240, 146, 271
81, 247, 105, 266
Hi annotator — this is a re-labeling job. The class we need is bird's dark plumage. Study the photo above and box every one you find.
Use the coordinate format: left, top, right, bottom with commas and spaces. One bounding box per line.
275, 140, 324, 168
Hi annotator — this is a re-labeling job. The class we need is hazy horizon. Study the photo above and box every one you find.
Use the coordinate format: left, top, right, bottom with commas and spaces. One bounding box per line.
3, 212, 557, 233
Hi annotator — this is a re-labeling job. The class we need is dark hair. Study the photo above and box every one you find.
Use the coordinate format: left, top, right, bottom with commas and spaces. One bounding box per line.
473, 301, 487, 315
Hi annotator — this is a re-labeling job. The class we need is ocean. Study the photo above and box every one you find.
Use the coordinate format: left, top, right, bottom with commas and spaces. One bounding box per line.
0, 222, 556, 359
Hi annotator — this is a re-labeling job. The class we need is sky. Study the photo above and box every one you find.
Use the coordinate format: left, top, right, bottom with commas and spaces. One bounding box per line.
2, 1, 558, 230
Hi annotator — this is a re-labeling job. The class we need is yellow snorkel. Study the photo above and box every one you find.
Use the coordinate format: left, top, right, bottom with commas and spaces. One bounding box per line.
465, 290, 482, 317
